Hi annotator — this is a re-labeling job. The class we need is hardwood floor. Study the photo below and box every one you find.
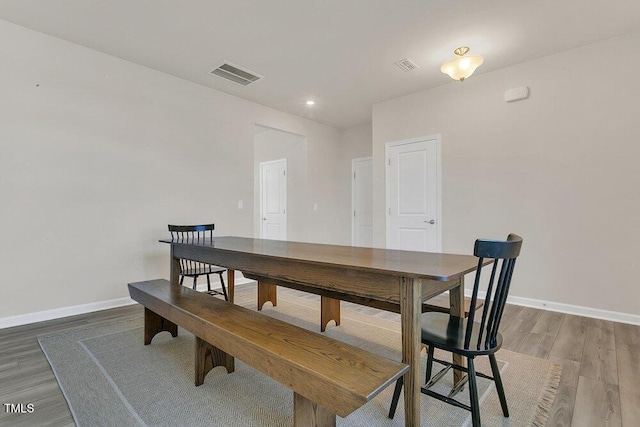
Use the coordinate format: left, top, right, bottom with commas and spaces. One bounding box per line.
0, 284, 638, 426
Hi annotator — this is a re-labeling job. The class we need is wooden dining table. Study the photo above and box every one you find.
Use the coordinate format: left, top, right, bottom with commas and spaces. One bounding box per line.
160, 236, 480, 427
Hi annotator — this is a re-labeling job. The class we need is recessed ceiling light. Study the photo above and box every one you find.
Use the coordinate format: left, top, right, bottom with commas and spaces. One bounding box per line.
306, 100, 315, 106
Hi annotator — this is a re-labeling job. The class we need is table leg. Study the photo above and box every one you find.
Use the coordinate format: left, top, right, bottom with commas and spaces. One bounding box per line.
449, 275, 466, 385
170, 246, 180, 286
227, 269, 235, 303
400, 277, 421, 427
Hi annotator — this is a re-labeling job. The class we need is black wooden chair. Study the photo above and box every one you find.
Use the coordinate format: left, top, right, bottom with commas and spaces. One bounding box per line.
388, 233, 522, 426
168, 224, 228, 301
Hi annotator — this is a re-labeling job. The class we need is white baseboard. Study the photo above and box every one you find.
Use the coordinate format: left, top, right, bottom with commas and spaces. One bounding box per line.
466, 290, 640, 326
0, 297, 137, 330
505, 295, 640, 326
4, 279, 636, 329
0, 278, 256, 330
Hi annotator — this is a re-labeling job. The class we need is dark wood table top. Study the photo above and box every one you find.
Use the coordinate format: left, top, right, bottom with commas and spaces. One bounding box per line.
160, 236, 479, 281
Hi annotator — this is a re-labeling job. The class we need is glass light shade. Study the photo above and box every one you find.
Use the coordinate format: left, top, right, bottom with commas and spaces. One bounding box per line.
440, 54, 484, 81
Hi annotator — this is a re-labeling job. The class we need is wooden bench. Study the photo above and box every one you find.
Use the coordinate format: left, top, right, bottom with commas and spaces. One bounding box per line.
248, 274, 483, 332
128, 279, 408, 426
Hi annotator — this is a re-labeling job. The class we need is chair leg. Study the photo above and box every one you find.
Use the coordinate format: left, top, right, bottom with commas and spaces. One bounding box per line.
179, 275, 185, 286
218, 272, 228, 301
387, 376, 403, 419
467, 357, 481, 427
489, 353, 509, 417
425, 345, 434, 384
192, 276, 197, 290
206, 274, 211, 292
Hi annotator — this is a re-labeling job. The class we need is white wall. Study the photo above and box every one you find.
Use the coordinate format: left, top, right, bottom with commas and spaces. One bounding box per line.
340, 122, 372, 161
0, 20, 348, 319
334, 122, 373, 243
372, 31, 640, 318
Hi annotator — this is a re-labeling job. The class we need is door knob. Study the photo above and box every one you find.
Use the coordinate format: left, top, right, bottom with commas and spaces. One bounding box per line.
424, 219, 435, 224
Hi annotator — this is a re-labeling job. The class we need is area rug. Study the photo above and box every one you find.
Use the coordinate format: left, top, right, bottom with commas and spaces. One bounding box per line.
39, 290, 561, 426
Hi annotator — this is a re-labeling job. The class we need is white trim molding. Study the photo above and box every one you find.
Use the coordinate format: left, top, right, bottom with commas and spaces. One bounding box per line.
5, 278, 636, 329
505, 295, 640, 326
0, 296, 137, 330
0, 277, 256, 330
466, 290, 640, 326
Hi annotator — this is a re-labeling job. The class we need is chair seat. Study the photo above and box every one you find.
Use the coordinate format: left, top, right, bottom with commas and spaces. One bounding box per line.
181, 265, 226, 276
421, 312, 503, 356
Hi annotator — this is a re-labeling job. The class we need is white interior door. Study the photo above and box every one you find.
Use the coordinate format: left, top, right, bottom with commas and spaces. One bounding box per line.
260, 159, 287, 240
386, 136, 440, 252
352, 157, 373, 247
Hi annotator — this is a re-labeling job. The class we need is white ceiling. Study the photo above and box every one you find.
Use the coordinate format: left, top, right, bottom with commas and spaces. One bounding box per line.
1, 0, 639, 129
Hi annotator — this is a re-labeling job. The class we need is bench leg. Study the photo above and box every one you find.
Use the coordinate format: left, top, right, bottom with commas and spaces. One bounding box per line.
293, 392, 336, 427
144, 308, 178, 345
257, 280, 277, 311
194, 336, 235, 386
320, 296, 340, 332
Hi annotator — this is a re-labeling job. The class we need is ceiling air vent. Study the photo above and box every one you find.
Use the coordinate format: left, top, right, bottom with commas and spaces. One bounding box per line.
395, 58, 419, 72
210, 62, 263, 86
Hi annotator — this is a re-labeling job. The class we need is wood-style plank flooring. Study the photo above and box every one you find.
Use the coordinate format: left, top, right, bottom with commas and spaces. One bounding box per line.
0, 284, 638, 426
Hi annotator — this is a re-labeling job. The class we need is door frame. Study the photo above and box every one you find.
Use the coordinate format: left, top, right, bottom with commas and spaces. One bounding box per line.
351, 156, 373, 246
259, 158, 287, 240
385, 135, 442, 251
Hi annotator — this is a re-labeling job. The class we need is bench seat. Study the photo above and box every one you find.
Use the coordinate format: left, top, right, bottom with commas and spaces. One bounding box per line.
128, 279, 408, 425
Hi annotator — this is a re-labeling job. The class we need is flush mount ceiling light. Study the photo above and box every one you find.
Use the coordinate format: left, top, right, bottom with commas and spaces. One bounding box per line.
440, 46, 484, 82
306, 100, 315, 106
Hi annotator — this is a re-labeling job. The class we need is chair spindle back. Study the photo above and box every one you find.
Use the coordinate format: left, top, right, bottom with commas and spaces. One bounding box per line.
168, 224, 215, 274
464, 233, 522, 350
